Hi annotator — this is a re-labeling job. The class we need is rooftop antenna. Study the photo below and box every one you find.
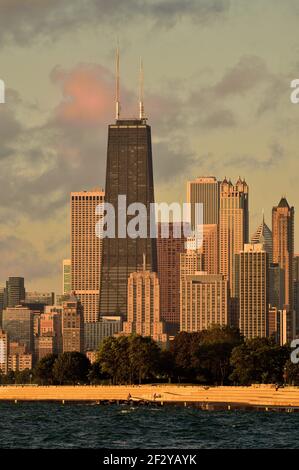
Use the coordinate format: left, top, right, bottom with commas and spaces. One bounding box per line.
139, 57, 145, 120
115, 43, 120, 120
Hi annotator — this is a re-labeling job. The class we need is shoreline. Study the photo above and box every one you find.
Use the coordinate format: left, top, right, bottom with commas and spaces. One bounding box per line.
0, 384, 299, 411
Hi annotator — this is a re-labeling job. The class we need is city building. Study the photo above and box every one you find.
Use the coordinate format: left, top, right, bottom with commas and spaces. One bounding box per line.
4, 277, 25, 308
294, 254, 299, 332
2, 306, 33, 353
84, 316, 123, 351
157, 222, 186, 331
269, 263, 285, 310
71, 189, 104, 322
100, 55, 157, 319
62, 295, 84, 353
25, 292, 54, 306
63, 259, 71, 295
234, 244, 268, 339
272, 197, 294, 314
8, 342, 32, 372
251, 216, 273, 263
219, 178, 249, 296
187, 176, 221, 227
180, 248, 203, 280
123, 269, 167, 346
0, 330, 8, 374
180, 273, 229, 332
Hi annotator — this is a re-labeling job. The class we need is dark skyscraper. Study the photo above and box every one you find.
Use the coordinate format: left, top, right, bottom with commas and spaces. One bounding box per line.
99, 52, 157, 318
4, 277, 25, 308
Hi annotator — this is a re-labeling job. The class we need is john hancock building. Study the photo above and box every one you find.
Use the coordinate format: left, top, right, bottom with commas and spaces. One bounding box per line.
99, 52, 157, 319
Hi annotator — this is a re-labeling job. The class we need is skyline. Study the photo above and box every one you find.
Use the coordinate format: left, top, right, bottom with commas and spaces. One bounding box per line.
0, 0, 299, 293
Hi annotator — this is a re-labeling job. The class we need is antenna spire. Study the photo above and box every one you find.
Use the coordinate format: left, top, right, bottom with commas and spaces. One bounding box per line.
115, 44, 120, 120
139, 57, 145, 120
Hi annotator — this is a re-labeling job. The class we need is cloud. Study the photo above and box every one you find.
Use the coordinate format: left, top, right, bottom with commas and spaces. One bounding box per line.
51, 64, 116, 127
0, 235, 59, 282
0, 0, 230, 47
224, 142, 284, 170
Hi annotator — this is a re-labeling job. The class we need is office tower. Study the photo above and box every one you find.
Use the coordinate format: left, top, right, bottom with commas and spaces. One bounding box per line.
187, 176, 220, 227
0, 286, 4, 327
84, 316, 123, 351
37, 306, 63, 359
294, 254, 299, 332
71, 189, 104, 322
234, 244, 268, 339
4, 277, 25, 308
180, 248, 203, 280
201, 224, 218, 274
157, 222, 186, 330
63, 259, 71, 295
62, 295, 84, 353
251, 216, 273, 263
123, 270, 167, 346
219, 178, 249, 294
0, 330, 8, 374
100, 53, 157, 319
25, 292, 54, 306
180, 273, 229, 332
2, 306, 33, 352
269, 263, 285, 309
272, 197, 295, 318
8, 342, 32, 372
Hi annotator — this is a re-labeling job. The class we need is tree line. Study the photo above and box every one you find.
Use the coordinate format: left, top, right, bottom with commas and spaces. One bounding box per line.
1, 326, 299, 386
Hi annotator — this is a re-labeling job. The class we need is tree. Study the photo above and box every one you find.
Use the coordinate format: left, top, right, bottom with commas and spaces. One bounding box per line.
128, 335, 160, 384
194, 325, 244, 385
52, 352, 90, 385
230, 338, 289, 385
15, 369, 33, 384
34, 354, 58, 385
98, 336, 131, 384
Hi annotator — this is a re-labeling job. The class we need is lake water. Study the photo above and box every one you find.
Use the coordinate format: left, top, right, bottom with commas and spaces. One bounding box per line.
0, 402, 298, 448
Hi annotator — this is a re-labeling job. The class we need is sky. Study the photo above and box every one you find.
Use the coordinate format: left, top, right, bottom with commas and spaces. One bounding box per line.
0, 0, 298, 293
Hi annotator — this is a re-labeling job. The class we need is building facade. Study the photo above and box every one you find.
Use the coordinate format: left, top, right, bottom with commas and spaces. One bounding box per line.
234, 244, 268, 339
219, 178, 249, 296
99, 117, 157, 319
62, 296, 84, 353
180, 273, 229, 332
71, 189, 104, 322
123, 270, 167, 345
187, 176, 220, 227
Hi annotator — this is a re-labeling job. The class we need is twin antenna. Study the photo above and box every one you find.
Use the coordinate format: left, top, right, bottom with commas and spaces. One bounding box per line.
115, 47, 145, 121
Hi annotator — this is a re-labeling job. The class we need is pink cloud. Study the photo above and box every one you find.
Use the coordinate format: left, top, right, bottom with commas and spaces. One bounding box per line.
51, 63, 115, 126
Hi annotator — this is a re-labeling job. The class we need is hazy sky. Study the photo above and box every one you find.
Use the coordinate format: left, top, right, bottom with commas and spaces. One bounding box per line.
0, 0, 298, 293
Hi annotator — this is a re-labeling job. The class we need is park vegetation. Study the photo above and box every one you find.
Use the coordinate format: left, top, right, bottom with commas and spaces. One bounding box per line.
0, 326, 298, 386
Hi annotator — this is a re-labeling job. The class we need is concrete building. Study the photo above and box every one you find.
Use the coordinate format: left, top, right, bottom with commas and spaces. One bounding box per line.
187, 176, 221, 227
0, 330, 8, 374
180, 273, 229, 332
272, 197, 294, 314
71, 189, 104, 323
234, 244, 268, 339
63, 259, 71, 295
2, 306, 33, 353
123, 269, 167, 345
180, 248, 203, 280
219, 178, 249, 296
84, 316, 123, 351
157, 222, 186, 330
62, 295, 84, 353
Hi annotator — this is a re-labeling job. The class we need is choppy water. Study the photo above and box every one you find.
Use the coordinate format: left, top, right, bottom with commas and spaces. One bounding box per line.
0, 402, 298, 448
